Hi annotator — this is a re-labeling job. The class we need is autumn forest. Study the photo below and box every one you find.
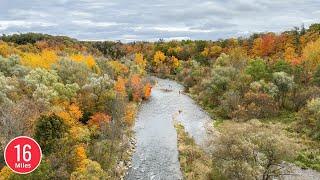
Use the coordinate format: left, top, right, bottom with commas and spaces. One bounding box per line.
0, 23, 320, 179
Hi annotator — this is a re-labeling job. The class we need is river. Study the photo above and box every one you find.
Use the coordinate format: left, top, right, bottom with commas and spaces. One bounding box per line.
126, 78, 212, 180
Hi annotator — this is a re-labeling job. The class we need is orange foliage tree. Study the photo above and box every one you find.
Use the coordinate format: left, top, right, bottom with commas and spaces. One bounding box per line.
114, 77, 127, 97
88, 112, 111, 128
143, 83, 152, 100
130, 74, 142, 102
72, 144, 88, 169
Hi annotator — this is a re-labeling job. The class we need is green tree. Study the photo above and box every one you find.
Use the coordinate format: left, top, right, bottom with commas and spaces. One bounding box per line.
53, 58, 91, 87
272, 59, 292, 74
245, 59, 270, 81
272, 72, 294, 107
34, 114, 68, 154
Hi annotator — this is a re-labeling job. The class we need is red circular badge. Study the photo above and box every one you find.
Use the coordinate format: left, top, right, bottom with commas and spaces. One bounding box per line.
4, 136, 42, 174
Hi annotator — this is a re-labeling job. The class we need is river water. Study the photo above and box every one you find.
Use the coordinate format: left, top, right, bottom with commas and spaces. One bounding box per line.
126, 78, 212, 180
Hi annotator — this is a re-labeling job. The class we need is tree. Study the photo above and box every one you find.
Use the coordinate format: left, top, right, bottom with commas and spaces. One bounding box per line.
272, 59, 293, 74
34, 114, 68, 154
134, 52, 146, 70
70, 54, 97, 69
22, 50, 58, 69
25, 68, 79, 104
106, 61, 129, 79
303, 37, 320, 71
143, 83, 152, 100
272, 72, 294, 107
252, 33, 277, 58
81, 74, 114, 112
88, 112, 111, 129
153, 51, 166, 66
284, 47, 298, 64
199, 66, 237, 106
124, 103, 136, 126
130, 74, 142, 102
71, 145, 87, 170
53, 58, 90, 86
56, 102, 83, 126
70, 159, 108, 179
114, 77, 127, 97
245, 59, 270, 81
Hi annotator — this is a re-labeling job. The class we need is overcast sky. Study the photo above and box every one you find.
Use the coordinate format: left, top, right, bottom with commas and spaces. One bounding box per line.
0, 0, 319, 42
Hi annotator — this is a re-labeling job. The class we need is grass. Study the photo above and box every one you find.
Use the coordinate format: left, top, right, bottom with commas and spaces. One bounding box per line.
174, 122, 213, 180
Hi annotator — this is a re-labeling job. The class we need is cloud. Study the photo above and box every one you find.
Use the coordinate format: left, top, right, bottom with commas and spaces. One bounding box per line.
0, 0, 319, 42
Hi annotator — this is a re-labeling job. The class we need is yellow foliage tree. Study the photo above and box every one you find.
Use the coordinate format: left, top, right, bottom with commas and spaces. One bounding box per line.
303, 37, 320, 71
107, 61, 129, 77
153, 51, 166, 66
124, 103, 137, 126
134, 52, 146, 70
252, 38, 263, 57
56, 102, 83, 125
70, 54, 97, 69
171, 56, 180, 69
22, 50, 58, 69
0, 41, 14, 57
284, 47, 298, 64
72, 145, 88, 169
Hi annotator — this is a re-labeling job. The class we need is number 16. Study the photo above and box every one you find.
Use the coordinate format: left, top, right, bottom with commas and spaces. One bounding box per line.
14, 144, 32, 162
